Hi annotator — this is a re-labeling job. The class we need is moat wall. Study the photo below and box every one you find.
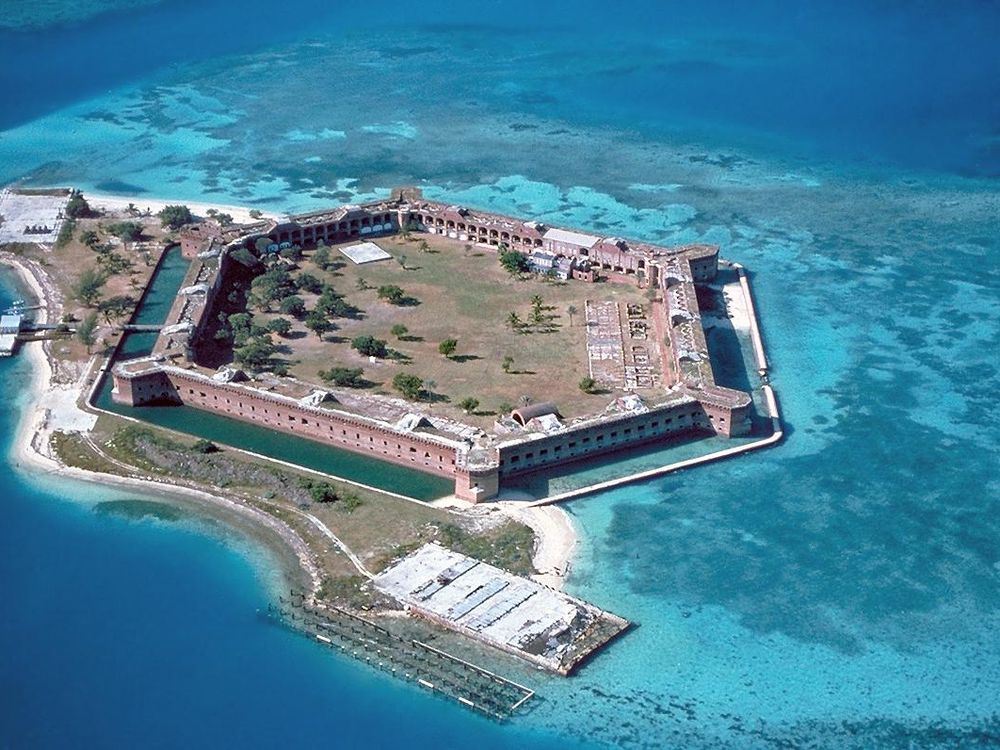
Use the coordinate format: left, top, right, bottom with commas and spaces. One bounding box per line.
113, 366, 751, 501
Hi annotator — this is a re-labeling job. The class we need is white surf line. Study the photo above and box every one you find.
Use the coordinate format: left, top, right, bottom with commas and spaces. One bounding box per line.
300, 512, 374, 580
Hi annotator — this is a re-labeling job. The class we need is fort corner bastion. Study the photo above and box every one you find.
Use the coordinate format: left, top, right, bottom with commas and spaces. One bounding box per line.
111, 187, 755, 502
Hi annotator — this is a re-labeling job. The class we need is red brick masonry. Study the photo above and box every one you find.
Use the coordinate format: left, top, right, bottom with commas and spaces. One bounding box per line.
114, 189, 753, 502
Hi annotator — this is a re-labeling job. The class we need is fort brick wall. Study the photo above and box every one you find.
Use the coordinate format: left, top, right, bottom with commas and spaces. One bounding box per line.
113, 191, 758, 502
113, 367, 463, 479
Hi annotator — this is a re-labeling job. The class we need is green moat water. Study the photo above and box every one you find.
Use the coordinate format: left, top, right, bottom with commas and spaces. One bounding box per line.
93, 247, 453, 501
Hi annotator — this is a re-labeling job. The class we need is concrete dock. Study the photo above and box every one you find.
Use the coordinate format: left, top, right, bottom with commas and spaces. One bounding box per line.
0, 313, 23, 356
374, 543, 629, 675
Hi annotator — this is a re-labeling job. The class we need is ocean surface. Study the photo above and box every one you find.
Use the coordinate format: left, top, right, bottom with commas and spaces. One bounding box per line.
2, 1, 999, 747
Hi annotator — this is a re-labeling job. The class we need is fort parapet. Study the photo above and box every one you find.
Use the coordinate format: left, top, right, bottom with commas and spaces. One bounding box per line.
112, 190, 754, 502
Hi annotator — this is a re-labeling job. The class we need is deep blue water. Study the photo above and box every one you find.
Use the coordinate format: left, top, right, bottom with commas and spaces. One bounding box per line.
2, 1, 999, 748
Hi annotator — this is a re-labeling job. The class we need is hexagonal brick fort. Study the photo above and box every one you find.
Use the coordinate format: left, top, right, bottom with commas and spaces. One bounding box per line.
112, 187, 753, 502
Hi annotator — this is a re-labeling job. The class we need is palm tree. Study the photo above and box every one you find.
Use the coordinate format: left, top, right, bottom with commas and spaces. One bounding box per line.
567, 304, 577, 326
507, 312, 522, 331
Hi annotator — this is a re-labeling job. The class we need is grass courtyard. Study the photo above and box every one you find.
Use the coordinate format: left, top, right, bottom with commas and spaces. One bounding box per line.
249, 233, 653, 427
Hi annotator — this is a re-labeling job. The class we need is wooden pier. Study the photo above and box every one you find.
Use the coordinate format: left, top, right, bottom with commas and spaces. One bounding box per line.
273, 593, 536, 721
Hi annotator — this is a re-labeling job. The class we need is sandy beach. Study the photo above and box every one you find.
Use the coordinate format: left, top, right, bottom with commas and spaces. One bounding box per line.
86, 193, 283, 224
497, 501, 578, 589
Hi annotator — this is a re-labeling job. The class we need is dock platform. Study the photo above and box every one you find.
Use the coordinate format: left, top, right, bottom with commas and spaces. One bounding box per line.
374, 543, 629, 675
0, 313, 23, 356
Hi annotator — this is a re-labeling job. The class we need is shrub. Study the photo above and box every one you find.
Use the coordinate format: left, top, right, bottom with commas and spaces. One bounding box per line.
351, 335, 387, 358
392, 372, 423, 400
191, 439, 219, 454
279, 295, 306, 318
319, 367, 366, 387
297, 272, 323, 294
267, 317, 292, 336
499, 249, 530, 276
377, 284, 405, 304
308, 482, 339, 504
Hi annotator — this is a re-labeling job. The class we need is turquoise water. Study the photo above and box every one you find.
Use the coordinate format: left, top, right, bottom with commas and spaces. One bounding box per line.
2, 1, 1000, 747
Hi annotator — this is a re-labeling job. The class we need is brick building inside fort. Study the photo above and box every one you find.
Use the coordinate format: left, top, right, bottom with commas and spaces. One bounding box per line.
115, 189, 753, 501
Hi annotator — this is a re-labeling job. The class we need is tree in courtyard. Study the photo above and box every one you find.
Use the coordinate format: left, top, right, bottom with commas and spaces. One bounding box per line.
566, 304, 578, 327
391, 324, 408, 339
96, 250, 133, 276
438, 338, 458, 358
418, 239, 430, 253
397, 253, 407, 270
228, 312, 254, 345
304, 309, 334, 340
73, 267, 106, 307
296, 272, 323, 294
351, 335, 388, 358
507, 311, 522, 331
579, 376, 597, 393
65, 191, 92, 219
233, 336, 276, 372
312, 245, 331, 269
280, 245, 303, 261
76, 312, 98, 353
279, 295, 306, 318
157, 204, 193, 230
319, 367, 366, 387
459, 397, 480, 414
530, 295, 544, 324
377, 285, 406, 305
392, 372, 423, 400
267, 317, 292, 336
499, 249, 530, 277
501, 355, 514, 373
